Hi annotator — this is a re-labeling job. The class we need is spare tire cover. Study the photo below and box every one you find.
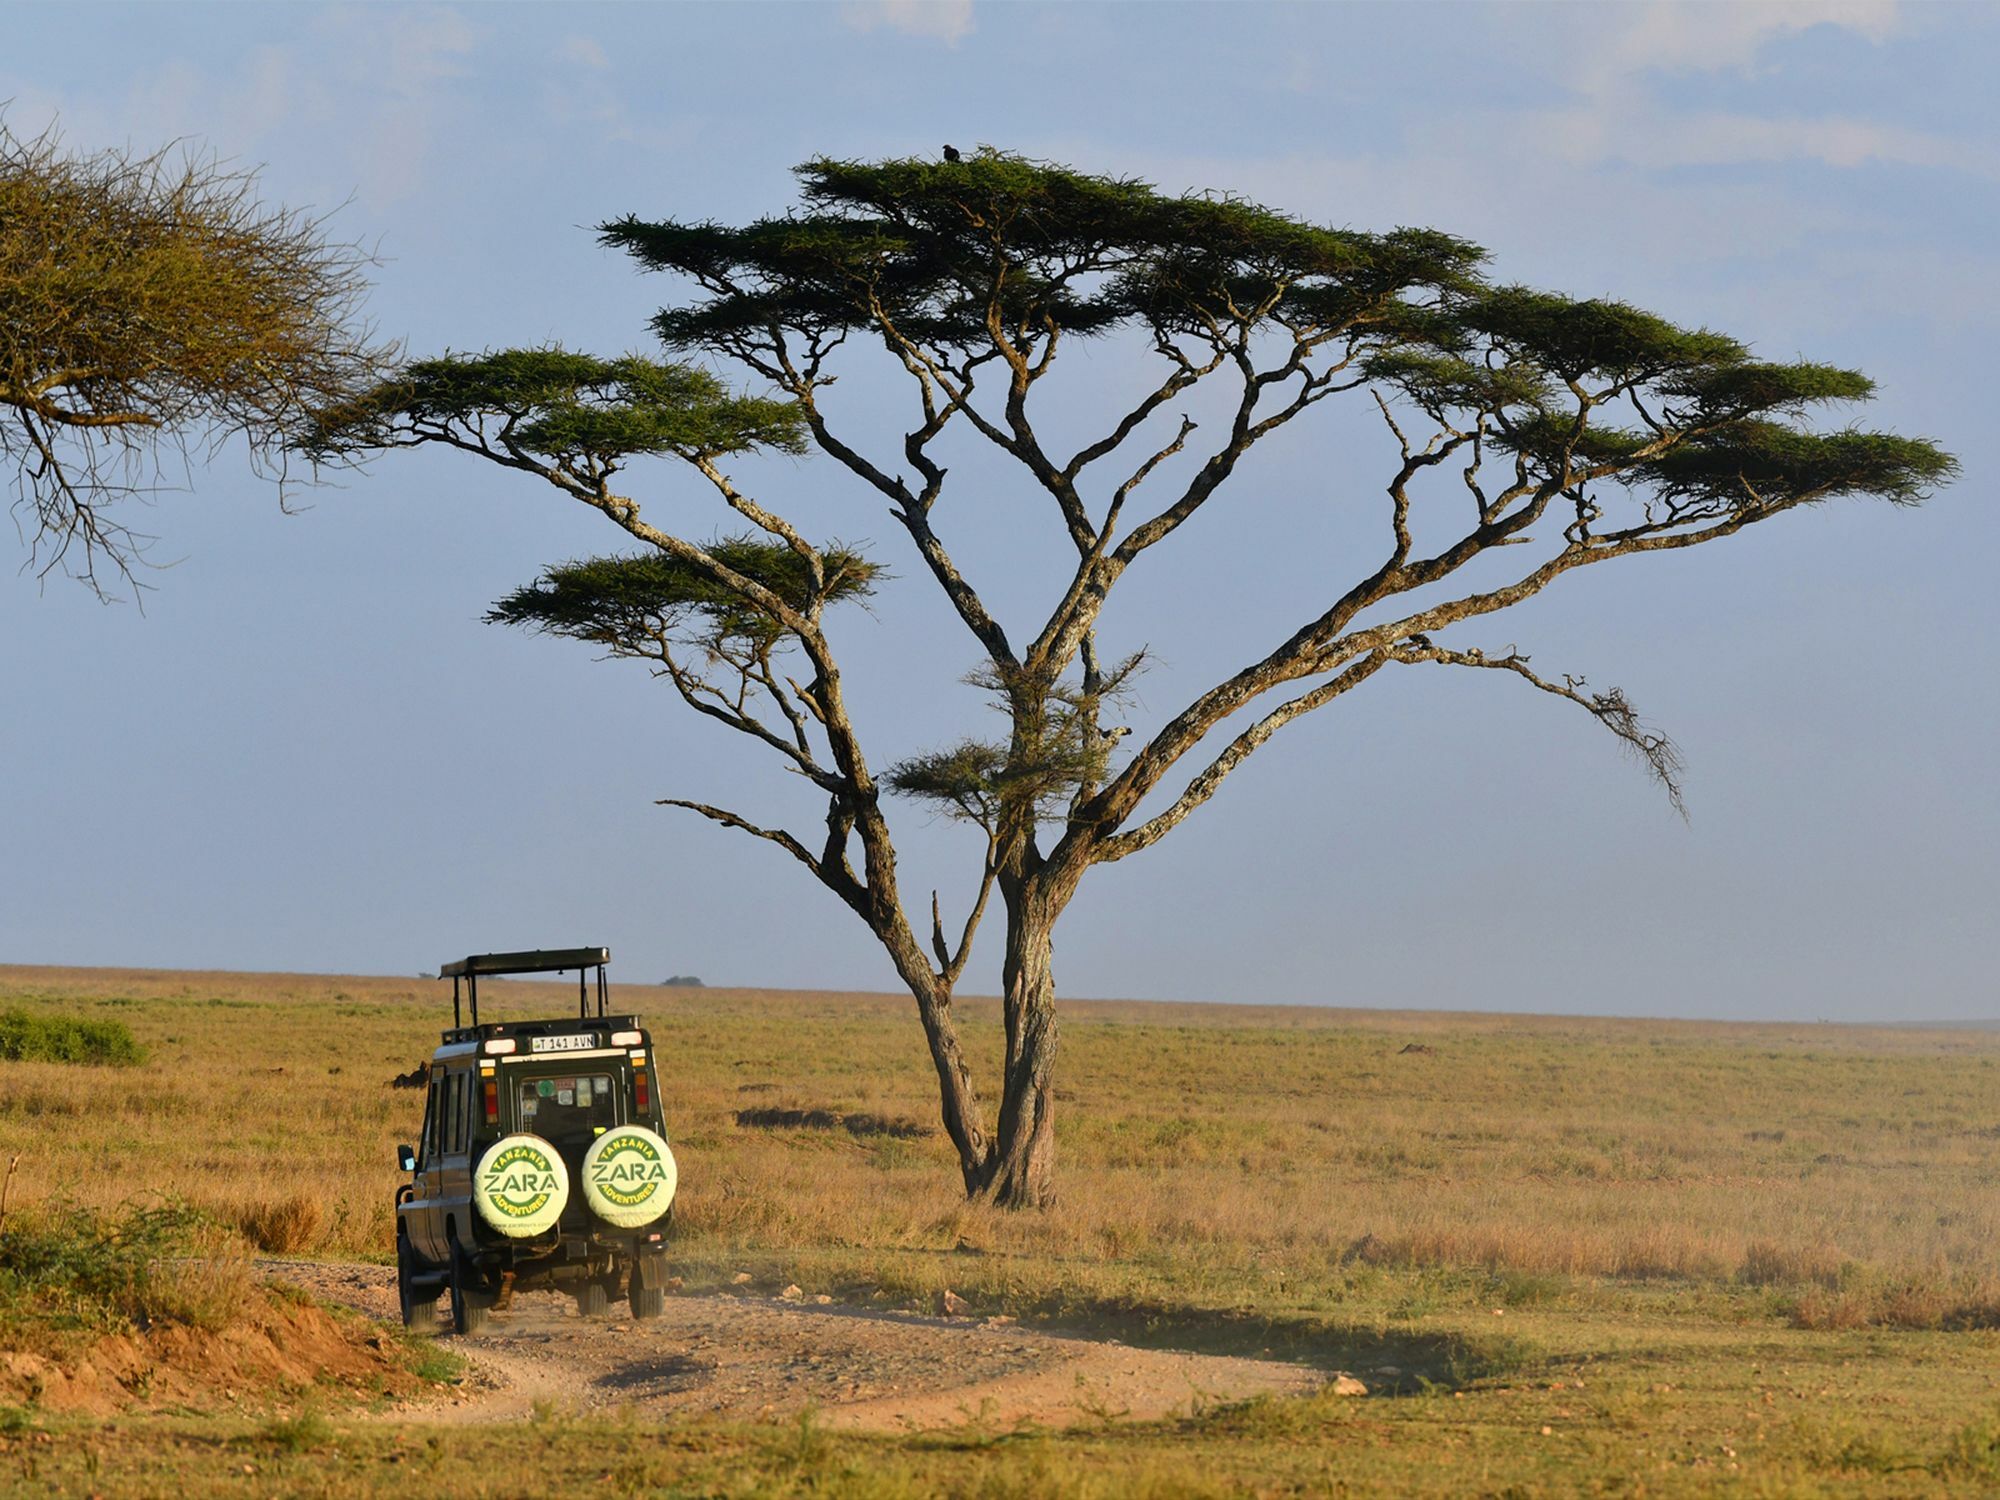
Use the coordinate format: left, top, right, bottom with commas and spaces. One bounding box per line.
580, 1125, 678, 1228
472, 1134, 569, 1237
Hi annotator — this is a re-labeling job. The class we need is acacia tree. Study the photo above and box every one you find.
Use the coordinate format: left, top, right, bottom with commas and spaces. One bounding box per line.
1, 121, 394, 595
312, 151, 1953, 1207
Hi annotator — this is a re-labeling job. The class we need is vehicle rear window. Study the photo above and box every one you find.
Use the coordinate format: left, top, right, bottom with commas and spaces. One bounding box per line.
516, 1073, 619, 1137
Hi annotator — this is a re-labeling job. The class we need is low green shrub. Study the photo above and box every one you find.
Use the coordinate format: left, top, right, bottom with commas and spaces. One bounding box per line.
0, 1008, 146, 1066
0, 1198, 246, 1342
257, 1404, 334, 1452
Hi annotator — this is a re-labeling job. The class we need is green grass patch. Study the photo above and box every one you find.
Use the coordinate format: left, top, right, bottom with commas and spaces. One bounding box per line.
0, 1198, 247, 1345
399, 1333, 466, 1385
254, 1404, 334, 1453
0, 1007, 146, 1065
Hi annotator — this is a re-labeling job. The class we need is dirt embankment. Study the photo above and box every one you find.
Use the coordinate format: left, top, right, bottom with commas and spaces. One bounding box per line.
268, 1261, 1330, 1433
0, 1293, 420, 1417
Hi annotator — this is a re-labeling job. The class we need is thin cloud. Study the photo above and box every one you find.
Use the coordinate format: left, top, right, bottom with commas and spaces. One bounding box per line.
1517, 99, 1992, 179
841, 0, 974, 45
560, 35, 611, 70
1589, 0, 1899, 86
1516, 3, 1985, 182
312, 6, 479, 206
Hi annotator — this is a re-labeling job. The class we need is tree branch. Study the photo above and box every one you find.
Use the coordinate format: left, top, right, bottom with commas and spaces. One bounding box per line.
657, 799, 824, 877
1379, 640, 1685, 816
1094, 651, 1390, 862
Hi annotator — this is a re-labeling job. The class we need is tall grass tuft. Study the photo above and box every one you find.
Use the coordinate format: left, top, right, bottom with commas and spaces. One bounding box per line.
235, 1193, 324, 1255
0, 1008, 146, 1066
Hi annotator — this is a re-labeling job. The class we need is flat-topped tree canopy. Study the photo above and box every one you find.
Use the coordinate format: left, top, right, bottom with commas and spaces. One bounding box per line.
602, 148, 1487, 356
598, 149, 1950, 566
440, 947, 610, 980
301, 349, 805, 471
487, 540, 881, 657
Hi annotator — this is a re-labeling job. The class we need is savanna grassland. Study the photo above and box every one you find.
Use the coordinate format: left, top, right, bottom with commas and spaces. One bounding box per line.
4, 962, 2000, 1496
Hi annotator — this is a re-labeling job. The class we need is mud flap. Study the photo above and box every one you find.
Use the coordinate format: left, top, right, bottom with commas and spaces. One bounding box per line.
632, 1251, 670, 1291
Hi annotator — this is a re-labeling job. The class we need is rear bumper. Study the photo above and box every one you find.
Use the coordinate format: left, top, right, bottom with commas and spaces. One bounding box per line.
472, 1217, 671, 1269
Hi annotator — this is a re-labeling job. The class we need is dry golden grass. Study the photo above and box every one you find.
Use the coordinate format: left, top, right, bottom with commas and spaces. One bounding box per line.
13, 963, 2000, 1497
1, 962, 1995, 1332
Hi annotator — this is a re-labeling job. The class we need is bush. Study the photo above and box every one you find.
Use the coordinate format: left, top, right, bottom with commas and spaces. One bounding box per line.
0, 1007, 146, 1065
0, 1198, 246, 1341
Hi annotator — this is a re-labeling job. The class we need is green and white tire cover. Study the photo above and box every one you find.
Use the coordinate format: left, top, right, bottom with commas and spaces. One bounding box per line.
580, 1125, 678, 1228
473, 1134, 569, 1237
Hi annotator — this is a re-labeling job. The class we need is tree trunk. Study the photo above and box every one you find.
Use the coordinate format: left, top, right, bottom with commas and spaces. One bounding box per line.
875, 923, 995, 1197
973, 875, 1062, 1208
876, 816, 1070, 1208
914, 987, 993, 1196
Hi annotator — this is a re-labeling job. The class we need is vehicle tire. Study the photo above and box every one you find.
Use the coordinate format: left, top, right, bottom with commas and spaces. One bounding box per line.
576, 1280, 610, 1319
397, 1231, 439, 1331
630, 1283, 666, 1320
449, 1239, 493, 1336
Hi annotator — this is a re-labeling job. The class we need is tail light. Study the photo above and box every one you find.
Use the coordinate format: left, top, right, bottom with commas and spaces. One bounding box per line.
483, 1075, 499, 1125
633, 1064, 650, 1115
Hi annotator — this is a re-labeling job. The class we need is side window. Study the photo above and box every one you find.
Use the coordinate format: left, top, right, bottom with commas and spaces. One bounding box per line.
419, 1071, 441, 1167
444, 1073, 464, 1155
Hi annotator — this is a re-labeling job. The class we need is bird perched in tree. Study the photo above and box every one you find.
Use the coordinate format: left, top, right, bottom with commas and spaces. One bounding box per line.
1099, 724, 1131, 743
943, 144, 962, 162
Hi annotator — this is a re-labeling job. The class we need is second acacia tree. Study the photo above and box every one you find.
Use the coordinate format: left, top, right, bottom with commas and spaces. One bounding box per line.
315, 151, 1951, 1207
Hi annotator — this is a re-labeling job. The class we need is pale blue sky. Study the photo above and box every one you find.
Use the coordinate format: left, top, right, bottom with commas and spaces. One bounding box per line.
4, 2, 1994, 1020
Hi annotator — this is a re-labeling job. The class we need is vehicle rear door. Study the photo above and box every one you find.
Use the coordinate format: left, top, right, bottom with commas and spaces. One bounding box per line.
509, 1061, 627, 1228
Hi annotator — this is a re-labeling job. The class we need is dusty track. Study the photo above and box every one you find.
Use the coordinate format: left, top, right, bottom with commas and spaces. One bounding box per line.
265, 1261, 1325, 1433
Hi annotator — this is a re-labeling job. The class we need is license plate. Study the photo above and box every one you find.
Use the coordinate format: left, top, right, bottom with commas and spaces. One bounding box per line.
530, 1034, 596, 1053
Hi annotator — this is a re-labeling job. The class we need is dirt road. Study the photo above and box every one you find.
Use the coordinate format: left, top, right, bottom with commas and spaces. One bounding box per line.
266, 1262, 1328, 1433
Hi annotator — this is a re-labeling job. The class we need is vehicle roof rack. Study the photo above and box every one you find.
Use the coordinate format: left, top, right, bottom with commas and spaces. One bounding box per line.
440, 947, 609, 979
439, 947, 612, 1029
439, 1013, 646, 1047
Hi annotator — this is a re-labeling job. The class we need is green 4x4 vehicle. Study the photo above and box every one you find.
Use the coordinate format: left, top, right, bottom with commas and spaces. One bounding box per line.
395, 948, 677, 1334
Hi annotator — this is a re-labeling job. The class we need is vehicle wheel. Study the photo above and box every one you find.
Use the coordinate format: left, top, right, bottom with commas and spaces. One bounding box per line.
576, 1280, 610, 1319
449, 1240, 493, 1336
630, 1284, 666, 1320
397, 1231, 439, 1331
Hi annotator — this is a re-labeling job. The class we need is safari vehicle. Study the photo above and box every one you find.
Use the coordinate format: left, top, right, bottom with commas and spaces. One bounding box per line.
394, 947, 677, 1334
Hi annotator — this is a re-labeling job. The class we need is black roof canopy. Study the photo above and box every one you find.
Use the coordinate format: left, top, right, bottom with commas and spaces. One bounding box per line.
439, 947, 610, 980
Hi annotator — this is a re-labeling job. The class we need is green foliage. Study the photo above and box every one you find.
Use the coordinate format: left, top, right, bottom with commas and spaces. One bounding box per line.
885, 739, 1025, 824
1635, 422, 1958, 509
1451, 286, 1747, 381
1361, 349, 1553, 418
886, 732, 1107, 827
886, 657, 1143, 826
601, 146, 1953, 525
305, 347, 805, 466
0, 1007, 146, 1066
402, 1337, 467, 1385
606, 147, 1485, 352
1663, 359, 1876, 412
487, 536, 879, 653
0, 1198, 231, 1341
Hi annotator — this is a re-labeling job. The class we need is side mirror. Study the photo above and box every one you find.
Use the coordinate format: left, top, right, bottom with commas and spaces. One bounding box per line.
396, 1144, 416, 1172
